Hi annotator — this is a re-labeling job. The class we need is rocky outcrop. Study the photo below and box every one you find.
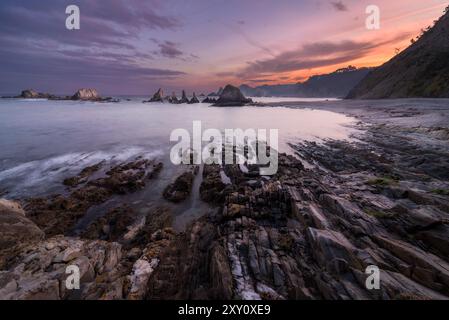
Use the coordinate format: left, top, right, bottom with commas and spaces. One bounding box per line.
19, 89, 51, 99
188, 92, 200, 104
3, 88, 117, 102
0, 236, 125, 300
163, 166, 198, 203
145, 88, 164, 103
0, 199, 44, 251
179, 90, 189, 104
208, 87, 223, 97
72, 89, 101, 101
20, 89, 40, 98
213, 85, 253, 106
1, 103, 449, 300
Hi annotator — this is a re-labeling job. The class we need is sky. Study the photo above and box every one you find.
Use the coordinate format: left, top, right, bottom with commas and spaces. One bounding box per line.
0, 0, 447, 95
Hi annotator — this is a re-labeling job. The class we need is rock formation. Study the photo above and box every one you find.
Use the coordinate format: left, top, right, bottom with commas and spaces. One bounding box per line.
188, 92, 200, 104
213, 85, 253, 106
0, 199, 44, 251
145, 88, 164, 103
72, 89, 101, 101
179, 90, 189, 104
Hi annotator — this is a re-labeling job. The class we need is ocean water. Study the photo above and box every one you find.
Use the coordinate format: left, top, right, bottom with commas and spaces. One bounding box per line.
0, 97, 358, 198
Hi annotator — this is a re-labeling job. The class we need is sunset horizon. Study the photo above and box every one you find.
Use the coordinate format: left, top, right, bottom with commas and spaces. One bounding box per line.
1, 0, 448, 95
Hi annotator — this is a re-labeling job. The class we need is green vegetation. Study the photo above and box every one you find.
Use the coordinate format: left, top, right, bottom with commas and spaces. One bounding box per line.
366, 176, 399, 187
364, 208, 395, 219
431, 189, 449, 196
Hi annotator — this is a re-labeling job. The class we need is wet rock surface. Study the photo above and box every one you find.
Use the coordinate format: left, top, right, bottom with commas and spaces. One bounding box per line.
1, 102, 449, 300
163, 166, 198, 203
24, 158, 163, 236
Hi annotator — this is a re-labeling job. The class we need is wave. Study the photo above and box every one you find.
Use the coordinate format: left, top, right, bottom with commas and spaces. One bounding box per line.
0, 146, 165, 198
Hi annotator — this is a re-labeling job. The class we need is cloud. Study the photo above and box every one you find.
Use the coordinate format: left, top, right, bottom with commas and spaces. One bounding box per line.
226, 23, 275, 56
330, 1, 348, 12
0, 0, 186, 94
236, 33, 411, 78
157, 41, 184, 59
0, 1, 180, 48
246, 79, 277, 83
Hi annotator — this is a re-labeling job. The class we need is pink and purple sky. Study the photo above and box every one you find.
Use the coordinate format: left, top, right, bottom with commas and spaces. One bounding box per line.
0, 0, 447, 95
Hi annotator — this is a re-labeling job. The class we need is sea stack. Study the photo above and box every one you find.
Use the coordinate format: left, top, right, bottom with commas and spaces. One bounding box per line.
20, 89, 40, 99
169, 92, 179, 104
72, 88, 101, 101
179, 90, 189, 103
16, 89, 53, 99
212, 84, 253, 106
148, 88, 164, 102
188, 92, 200, 104
201, 97, 217, 103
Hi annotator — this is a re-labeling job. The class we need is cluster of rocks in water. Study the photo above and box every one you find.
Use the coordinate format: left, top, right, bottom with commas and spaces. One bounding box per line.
143, 85, 253, 106
144, 89, 200, 104
4, 84, 255, 107
3, 88, 118, 102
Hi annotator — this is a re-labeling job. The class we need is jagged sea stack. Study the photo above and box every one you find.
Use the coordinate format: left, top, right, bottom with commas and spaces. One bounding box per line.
212, 85, 253, 106
188, 92, 200, 104
16, 89, 53, 99
179, 90, 189, 103
169, 92, 179, 104
148, 88, 164, 102
20, 89, 40, 99
201, 97, 217, 103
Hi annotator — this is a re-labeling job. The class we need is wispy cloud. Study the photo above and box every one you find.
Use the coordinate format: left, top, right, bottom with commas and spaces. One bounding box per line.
236, 33, 411, 78
0, 0, 186, 94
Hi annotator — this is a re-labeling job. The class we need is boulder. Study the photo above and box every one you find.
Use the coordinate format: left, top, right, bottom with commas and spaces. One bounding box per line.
202, 97, 217, 103
20, 89, 39, 98
163, 166, 198, 203
0, 199, 45, 250
168, 92, 179, 104
213, 85, 253, 106
306, 227, 362, 274
17, 89, 52, 99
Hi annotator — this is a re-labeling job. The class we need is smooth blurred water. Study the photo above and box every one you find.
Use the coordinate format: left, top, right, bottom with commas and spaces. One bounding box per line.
0, 97, 358, 197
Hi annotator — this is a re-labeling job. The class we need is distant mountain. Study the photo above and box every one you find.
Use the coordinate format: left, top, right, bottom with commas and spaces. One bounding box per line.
239, 66, 372, 98
347, 8, 449, 99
